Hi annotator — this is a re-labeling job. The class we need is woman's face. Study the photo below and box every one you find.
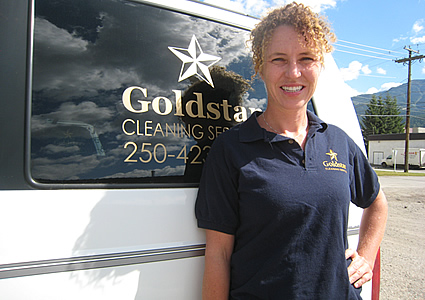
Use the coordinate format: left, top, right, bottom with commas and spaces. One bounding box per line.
260, 25, 322, 112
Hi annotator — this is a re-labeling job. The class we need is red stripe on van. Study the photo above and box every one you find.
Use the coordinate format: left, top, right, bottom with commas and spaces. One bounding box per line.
372, 248, 381, 300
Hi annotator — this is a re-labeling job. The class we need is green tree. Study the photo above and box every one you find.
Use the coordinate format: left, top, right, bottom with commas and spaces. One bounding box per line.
361, 94, 404, 138
361, 95, 385, 136
382, 94, 404, 134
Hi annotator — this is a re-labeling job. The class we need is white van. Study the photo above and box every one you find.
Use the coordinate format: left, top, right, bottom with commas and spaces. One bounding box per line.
382, 148, 425, 168
0, 0, 379, 298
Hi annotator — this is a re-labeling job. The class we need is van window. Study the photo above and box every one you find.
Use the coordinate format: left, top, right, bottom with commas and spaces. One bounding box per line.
30, 0, 268, 185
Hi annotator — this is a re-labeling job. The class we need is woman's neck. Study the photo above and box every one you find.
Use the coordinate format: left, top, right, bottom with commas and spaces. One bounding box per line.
258, 108, 309, 150
261, 108, 308, 135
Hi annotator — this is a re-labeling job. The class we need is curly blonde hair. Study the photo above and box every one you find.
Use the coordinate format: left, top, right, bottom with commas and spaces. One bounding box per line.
249, 2, 336, 77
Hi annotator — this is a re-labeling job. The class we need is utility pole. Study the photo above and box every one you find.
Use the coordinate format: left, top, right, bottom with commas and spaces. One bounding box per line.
395, 47, 425, 172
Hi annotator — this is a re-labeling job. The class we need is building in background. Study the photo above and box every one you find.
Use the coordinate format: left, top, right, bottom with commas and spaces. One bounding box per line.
367, 128, 425, 166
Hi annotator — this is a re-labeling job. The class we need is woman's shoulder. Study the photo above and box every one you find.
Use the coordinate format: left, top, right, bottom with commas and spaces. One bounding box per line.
323, 124, 366, 160
323, 123, 353, 140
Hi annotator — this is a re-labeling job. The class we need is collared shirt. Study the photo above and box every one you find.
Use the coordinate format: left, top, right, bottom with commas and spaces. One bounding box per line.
195, 111, 380, 299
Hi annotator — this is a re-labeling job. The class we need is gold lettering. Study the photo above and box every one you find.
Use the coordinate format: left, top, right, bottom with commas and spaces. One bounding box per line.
220, 100, 232, 121
173, 90, 184, 117
180, 123, 191, 138
136, 120, 143, 136
166, 123, 176, 137
122, 119, 135, 135
207, 102, 220, 120
145, 121, 153, 136
192, 124, 204, 140
154, 123, 165, 136
207, 125, 215, 140
233, 106, 247, 123
152, 97, 173, 115
323, 160, 347, 171
122, 86, 261, 123
186, 92, 206, 119
122, 86, 150, 113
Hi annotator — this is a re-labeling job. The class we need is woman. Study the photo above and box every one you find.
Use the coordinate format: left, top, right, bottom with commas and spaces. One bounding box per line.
195, 2, 388, 299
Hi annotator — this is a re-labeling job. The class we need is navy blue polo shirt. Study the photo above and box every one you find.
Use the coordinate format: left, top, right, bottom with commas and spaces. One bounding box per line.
195, 111, 380, 299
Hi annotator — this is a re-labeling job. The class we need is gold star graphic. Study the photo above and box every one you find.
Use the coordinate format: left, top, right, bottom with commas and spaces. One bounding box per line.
168, 35, 221, 88
63, 130, 73, 139
326, 149, 338, 161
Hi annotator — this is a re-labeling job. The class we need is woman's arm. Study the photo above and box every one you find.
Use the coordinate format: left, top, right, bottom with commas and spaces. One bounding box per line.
346, 188, 388, 288
202, 229, 235, 300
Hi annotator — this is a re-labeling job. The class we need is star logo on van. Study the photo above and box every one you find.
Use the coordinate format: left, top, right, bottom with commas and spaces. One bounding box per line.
168, 35, 221, 88
326, 149, 338, 161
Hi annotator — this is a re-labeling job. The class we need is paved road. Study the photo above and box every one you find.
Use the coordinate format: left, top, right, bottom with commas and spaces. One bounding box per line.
378, 175, 425, 300
379, 175, 425, 189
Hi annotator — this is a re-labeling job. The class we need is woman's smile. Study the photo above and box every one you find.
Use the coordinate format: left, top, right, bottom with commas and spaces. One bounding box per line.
280, 85, 304, 93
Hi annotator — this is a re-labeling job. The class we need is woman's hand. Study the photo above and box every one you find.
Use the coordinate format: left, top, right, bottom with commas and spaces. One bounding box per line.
345, 248, 373, 288
347, 188, 388, 288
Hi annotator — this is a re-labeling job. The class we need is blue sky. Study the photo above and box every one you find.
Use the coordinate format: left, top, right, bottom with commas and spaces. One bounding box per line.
202, 0, 425, 96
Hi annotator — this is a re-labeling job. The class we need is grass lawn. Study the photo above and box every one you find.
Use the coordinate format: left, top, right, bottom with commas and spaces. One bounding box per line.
375, 170, 425, 177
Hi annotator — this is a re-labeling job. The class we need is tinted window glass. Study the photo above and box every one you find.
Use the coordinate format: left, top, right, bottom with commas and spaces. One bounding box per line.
30, 0, 267, 184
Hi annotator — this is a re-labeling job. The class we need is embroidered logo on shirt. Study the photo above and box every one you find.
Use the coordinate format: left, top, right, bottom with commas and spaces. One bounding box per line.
323, 149, 347, 173
326, 149, 338, 161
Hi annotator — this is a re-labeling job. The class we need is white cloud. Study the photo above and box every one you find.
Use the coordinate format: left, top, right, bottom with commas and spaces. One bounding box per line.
422, 65, 425, 75
42, 144, 81, 154
365, 82, 402, 94
377, 67, 387, 75
340, 61, 374, 81
274, 0, 338, 13
393, 36, 408, 44
413, 19, 424, 34
381, 82, 402, 91
203, 0, 269, 17
361, 65, 372, 75
106, 165, 186, 179
202, 0, 340, 17
410, 19, 425, 44
411, 35, 425, 44
243, 95, 267, 110
366, 87, 379, 94
394, 19, 425, 45
35, 18, 88, 54
340, 61, 362, 81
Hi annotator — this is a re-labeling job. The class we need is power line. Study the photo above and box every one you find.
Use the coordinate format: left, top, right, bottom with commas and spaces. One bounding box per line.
334, 39, 408, 66
357, 114, 425, 121
335, 49, 394, 61
338, 39, 405, 55
335, 43, 399, 58
360, 74, 397, 78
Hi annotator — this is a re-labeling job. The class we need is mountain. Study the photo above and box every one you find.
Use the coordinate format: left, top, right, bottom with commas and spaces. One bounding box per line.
352, 79, 425, 128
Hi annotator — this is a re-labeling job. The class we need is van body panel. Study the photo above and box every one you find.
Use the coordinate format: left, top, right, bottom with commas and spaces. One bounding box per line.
0, 189, 202, 265
0, 257, 204, 299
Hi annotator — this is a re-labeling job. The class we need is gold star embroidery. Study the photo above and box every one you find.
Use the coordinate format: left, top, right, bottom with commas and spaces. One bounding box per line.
326, 149, 338, 161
